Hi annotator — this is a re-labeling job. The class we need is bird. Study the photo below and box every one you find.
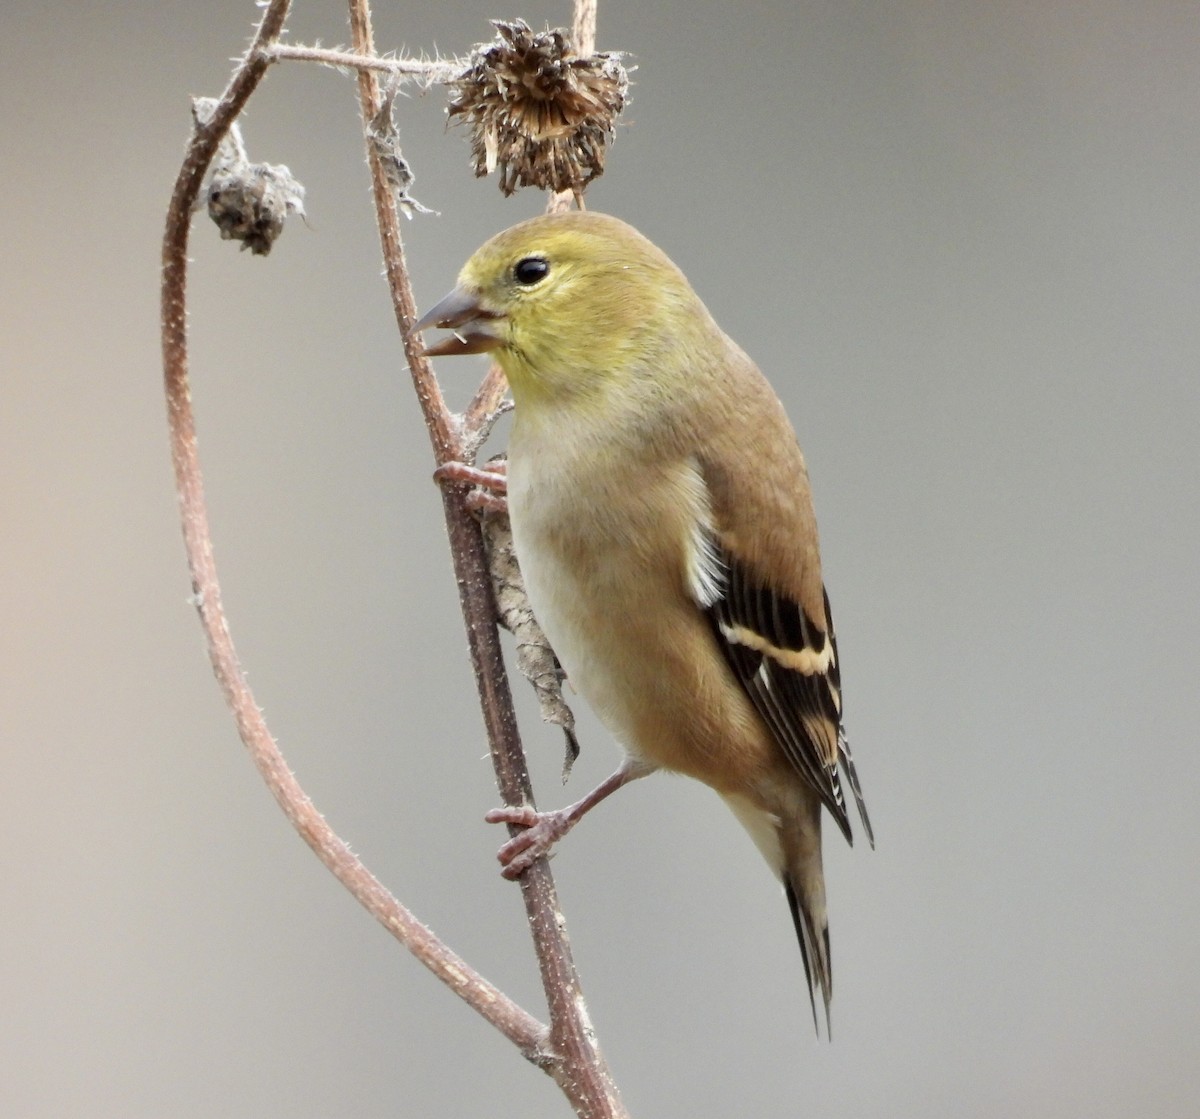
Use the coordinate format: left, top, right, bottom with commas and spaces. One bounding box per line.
415, 211, 872, 1033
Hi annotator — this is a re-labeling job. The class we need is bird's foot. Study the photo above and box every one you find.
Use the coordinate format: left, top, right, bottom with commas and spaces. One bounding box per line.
485, 804, 577, 880
434, 460, 508, 514
485, 764, 650, 880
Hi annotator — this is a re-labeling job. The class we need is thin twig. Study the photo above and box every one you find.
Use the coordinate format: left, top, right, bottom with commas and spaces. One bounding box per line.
545, 0, 598, 215
463, 364, 511, 451
160, 0, 545, 1060
346, 1, 628, 1115
263, 42, 465, 84
573, 0, 599, 54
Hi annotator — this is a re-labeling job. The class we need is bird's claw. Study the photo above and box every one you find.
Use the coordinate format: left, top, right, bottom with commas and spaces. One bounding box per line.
465, 489, 509, 515
485, 805, 575, 879
433, 461, 509, 515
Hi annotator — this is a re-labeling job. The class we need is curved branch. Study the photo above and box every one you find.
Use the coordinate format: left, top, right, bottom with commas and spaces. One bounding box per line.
160, 0, 545, 1060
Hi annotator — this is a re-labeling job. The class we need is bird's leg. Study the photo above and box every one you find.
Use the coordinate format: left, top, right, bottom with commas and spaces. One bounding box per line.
434, 459, 508, 514
485, 759, 653, 879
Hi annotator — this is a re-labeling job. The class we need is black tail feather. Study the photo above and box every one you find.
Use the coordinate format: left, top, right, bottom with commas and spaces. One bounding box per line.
784, 879, 832, 1039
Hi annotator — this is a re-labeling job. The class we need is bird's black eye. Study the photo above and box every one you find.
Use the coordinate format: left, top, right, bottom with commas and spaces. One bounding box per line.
513, 256, 550, 286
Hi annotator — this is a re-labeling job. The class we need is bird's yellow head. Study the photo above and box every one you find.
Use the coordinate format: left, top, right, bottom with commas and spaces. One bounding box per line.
416, 212, 710, 406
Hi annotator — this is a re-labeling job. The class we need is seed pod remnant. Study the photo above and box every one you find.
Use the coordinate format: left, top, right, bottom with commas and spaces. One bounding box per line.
192, 97, 306, 256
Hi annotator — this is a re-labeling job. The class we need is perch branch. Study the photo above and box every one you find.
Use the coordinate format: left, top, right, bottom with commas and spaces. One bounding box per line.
347, 1, 626, 1115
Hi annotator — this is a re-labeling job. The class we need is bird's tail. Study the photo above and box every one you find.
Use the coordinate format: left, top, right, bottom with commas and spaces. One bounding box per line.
781, 796, 831, 1036
722, 791, 832, 1036
784, 872, 831, 1037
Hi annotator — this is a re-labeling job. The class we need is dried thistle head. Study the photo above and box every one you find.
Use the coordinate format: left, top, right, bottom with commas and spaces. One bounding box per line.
448, 20, 629, 197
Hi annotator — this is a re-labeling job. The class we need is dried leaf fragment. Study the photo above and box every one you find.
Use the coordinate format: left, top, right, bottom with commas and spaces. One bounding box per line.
448, 20, 629, 196
367, 80, 437, 219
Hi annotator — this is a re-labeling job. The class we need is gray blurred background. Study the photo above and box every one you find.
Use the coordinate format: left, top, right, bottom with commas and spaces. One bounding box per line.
3, 1, 1198, 1115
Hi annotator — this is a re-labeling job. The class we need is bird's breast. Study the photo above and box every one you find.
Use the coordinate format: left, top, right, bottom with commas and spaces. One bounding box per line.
507, 436, 656, 752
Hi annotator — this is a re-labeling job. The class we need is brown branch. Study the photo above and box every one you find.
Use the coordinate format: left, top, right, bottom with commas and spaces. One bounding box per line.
347, 1, 627, 1116
160, 0, 545, 1063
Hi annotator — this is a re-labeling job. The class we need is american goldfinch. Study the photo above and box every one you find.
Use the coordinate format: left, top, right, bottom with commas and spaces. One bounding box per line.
417, 211, 872, 1032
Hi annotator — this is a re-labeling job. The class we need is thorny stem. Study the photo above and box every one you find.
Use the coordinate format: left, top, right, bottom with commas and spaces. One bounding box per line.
160, 0, 545, 1068
346, 2, 627, 1116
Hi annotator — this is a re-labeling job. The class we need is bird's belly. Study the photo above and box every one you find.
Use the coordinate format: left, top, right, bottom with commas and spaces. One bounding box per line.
509, 491, 776, 791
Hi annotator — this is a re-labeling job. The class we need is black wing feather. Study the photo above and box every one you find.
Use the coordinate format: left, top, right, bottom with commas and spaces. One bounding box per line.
703, 534, 873, 847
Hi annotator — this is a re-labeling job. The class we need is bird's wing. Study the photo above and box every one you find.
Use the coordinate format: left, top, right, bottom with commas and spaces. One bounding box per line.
702, 533, 871, 847
686, 367, 873, 846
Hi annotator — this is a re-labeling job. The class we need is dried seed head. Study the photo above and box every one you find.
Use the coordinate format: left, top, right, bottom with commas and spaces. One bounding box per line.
448, 20, 629, 197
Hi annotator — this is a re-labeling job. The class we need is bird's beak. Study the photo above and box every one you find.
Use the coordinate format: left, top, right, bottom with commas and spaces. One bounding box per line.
413, 286, 505, 357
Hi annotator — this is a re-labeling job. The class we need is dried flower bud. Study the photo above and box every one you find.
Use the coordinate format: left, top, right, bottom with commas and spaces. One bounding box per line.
192, 97, 306, 256
448, 20, 629, 197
